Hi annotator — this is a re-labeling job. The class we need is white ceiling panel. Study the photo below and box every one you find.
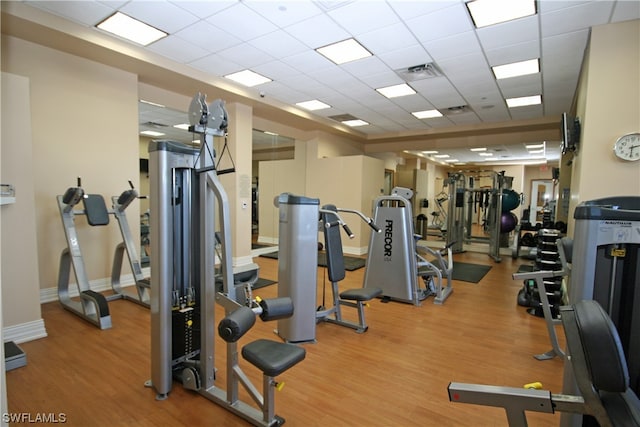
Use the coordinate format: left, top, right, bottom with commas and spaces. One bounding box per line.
357, 22, 420, 56
169, 1, 237, 20
119, 1, 200, 34
508, 104, 544, 120
206, 3, 278, 42
476, 15, 539, 51
386, 0, 454, 21
376, 44, 434, 70
279, 50, 334, 74
25, 0, 114, 26
405, 3, 474, 43
327, 1, 400, 35
341, 56, 394, 79
612, 1, 640, 22
147, 35, 209, 64
243, 0, 323, 28
188, 53, 242, 77
540, 1, 615, 38
283, 13, 351, 49
422, 31, 482, 62
174, 21, 241, 53
216, 43, 274, 69
253, 60, 302, 81
248, 30, 309, 58
497, 74, 542, 98
484, 40, 540, 67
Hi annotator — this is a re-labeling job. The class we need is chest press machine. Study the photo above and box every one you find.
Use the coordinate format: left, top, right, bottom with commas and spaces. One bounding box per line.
57, 179, 149, 329
147, 94, 305, 426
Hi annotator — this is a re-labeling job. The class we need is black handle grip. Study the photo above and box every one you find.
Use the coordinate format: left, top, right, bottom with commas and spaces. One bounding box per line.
325, 221, 340, 229
368, 220, 381, 233
342, 224, 354, 239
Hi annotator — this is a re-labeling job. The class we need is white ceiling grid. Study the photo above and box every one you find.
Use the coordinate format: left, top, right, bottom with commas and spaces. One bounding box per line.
21, 0, 640, 162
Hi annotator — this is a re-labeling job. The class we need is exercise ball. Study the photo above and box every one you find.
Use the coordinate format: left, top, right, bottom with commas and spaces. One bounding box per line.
500, 212, 518, 233
501, 189, 520, 212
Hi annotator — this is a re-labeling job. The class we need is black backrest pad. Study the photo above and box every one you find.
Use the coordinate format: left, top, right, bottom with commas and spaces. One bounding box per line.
575, 300, 629, 392
83, 194, 110, 226
321, 205, 346, 283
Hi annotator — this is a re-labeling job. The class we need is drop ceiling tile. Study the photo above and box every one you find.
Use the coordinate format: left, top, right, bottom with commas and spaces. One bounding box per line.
484, 40, 540, 66
147, 35, 209, 63
243, 0, 322, 28
188, 53, 242, 77
612, 1, 640, 22
259, 81, 309, 103
446, 111, 481, 125
26, 1, 114, 26
119, 1, 200, 33
357, 23, 420, 56
169, 0, 236, 19
387, 1, 453, 21
284, 13, 351, 49
497, 74, 542, 98
540, 1, 614, 38
537, 1, 592, 14
476, 15, 539, 51
280, 50, 334, 74
248, 30, 309, 58
474, 105, 511, 123
356, 70, 405, 91
392, 94, 435, 112
327, 1, 399, 35
216, 43, 275, 69
174, 20, 241, 53
280, 74, 325, 94
405, 3, 474, 43
306, 64, 360, 87
206, 3, 278, 42
341, 56, 394, 79
377, 44, 433, 70
508, 104, 543, 120
253, 60, 301, 81
422, 31, 481, 62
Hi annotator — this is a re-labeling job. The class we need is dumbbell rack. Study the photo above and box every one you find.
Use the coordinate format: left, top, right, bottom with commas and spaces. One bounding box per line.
513, 228, 567, 361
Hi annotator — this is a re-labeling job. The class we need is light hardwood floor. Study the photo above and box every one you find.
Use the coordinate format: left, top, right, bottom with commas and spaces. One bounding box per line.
6, 250, 566, 426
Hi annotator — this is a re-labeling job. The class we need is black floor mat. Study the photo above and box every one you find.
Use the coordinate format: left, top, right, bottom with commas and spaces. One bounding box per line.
450, 262, 492, 283
253, 278, 277, 289
260, 251, 366, 271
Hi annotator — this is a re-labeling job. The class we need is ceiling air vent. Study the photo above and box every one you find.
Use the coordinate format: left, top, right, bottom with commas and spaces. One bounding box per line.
444, 105, 473, 115
395, 62, 443, 81
328, 113, 359, 122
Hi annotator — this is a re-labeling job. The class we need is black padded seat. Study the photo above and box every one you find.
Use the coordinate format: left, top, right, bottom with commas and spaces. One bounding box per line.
242, 339, 305, 377
571, 300, 640, 426
340, 287, 382, 302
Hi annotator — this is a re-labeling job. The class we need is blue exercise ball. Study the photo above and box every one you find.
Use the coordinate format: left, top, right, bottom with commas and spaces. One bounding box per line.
500, 212, 518, 233
501, 189, 520, 212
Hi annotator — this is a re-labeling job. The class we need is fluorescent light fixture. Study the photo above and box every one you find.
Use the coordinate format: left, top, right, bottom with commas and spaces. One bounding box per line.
478, 152, 494, 156
296, 100, 331, 111
342, 119, 369, 127
492, 59, 539, 79
433, 154, 450, 158
140, 130, 165, 137
140, 99, 165, 108
376, 83, 416, 99
466, 0, 536, 28
528, 149, 544, 154
316, 38, 372, 65
412, 109, 443, 119
224, 70, 272, 87
264, 131, 279, 136
526, 143, 545, 149
445, 158, 459, 162
97, 12, 167, 46
506, 95, 541, 108
421, 150, 439, 154
470, 147, 487, 152
173, 124, 190, 130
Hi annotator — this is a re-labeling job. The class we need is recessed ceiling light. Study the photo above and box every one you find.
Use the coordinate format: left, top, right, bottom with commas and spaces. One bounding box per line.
412, 109, 443, 119
97, 12, 167, 46
525, 143, 545, 149
492, 59, 539, 79
316, 38, 372, 65
421, 150, 439, 154
479, 152, 494, 156
264, 131, 279, 136
224, 70, 272, 87
173, 124, 190, 130
433, 154, 450, 158
376, 83, 416, 99
466, 0, 536, 28
445, 158, 459, 162
528, 149, 545, 154
506, 95, 541, 108
470, 147, 487, 152
140, 130, 165, 137
342, 119, 369, 127
296, 100, 331, 111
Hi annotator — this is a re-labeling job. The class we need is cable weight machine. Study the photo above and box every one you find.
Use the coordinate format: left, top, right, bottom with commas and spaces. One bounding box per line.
445, 170, 517, 262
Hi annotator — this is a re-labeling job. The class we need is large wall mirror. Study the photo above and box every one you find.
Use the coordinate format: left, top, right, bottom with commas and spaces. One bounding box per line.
529, 179, 555, 224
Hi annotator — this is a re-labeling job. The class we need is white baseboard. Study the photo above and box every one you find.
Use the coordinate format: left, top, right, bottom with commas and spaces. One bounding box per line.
3, 319, 47, 344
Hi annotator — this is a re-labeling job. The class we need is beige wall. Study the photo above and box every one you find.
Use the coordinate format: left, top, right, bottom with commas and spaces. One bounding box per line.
568, 19, 640, 234
1, 73, 43, 331
1, 37, 139, 301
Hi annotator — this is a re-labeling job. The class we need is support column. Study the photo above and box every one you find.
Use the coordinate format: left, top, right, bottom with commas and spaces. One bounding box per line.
221, 102, 253, 267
